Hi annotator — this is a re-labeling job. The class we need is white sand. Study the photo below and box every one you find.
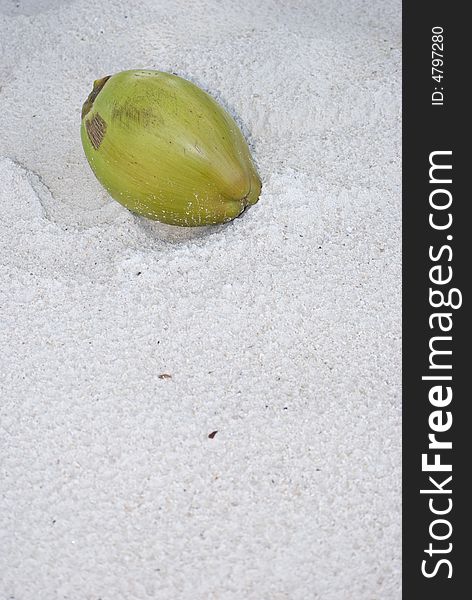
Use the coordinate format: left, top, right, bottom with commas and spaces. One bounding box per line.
0, 1, 401, 598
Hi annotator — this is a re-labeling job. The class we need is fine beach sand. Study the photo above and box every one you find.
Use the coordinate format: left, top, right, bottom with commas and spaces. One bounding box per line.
0, 1, 401, 598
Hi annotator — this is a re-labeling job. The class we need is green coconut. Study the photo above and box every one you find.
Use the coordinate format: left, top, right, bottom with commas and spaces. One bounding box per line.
80, 70, 261, 226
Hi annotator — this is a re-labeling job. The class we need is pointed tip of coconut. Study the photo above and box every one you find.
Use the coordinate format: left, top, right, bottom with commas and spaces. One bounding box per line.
246, 174, 262, 206
81, 75, 112, 120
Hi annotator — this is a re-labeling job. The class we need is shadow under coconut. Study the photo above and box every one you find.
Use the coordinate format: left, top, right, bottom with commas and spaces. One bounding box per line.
132, 213, 236, 244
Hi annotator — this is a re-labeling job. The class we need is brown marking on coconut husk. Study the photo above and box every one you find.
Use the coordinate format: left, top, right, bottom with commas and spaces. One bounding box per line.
111, 101, 156, 128
85, 113, 107, 149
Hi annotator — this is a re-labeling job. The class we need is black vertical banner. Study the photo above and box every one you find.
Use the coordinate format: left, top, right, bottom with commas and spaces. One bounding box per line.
403, 3, 468, 599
